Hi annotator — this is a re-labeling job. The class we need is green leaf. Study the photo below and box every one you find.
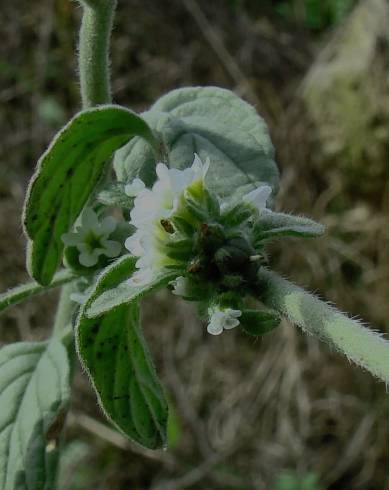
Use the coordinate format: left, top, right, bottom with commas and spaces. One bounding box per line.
0, 270, 75, 317
240, 308, 281, 336
0, 339, 70, 490
85, 256, 180, 319
253, 211, 325, 243
75, 260, 168, 449
24, 105, 157, 286
114, 87, 279, 201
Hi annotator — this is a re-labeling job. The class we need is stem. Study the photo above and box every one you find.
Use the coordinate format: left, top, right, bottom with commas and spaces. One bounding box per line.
258, 269, 389, 384
53, 0, 117, 338
0, 269, 75, 316
53, 283, 77, 337
78, 0, 117, 108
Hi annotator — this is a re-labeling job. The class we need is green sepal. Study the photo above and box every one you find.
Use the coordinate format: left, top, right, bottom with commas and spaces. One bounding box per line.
240, 308, 281, 336
253, 211, 325, 244
220, 203, 252, 227
76, 280, 169, 449
24, 105, 157, 286
0, 339, 70, 489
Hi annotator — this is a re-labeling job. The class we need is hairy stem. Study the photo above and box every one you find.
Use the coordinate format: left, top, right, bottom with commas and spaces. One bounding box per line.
78, 0, 117, 108
258, 269, 389, 383
53, 283, 77, 336
53, 0, 117, 337
0, 269, 75, 316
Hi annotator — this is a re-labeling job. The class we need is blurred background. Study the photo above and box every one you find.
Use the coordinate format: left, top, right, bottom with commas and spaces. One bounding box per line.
1, 0, 389, 488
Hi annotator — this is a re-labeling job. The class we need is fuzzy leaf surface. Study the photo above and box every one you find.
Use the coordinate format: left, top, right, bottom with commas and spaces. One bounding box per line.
86, 256, 179, 318
254, 211, 325, 242
24, 105, 157, 285
76, 304, 168, 449
76, 256, 168, 449
0, 339, 70, 490
114, 87, 279, 201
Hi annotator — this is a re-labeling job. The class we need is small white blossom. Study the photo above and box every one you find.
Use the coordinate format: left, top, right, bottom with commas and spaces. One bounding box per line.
62, 208, 121, 267
242, 185, 272, 214
125, 154, 210, 283
170, 276, 189, 297
207, 306, 242, 335
124, 178, 146, 197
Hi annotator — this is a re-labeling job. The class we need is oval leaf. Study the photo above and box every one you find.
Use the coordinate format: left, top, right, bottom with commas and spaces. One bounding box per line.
253, 211, 325, 243
76, 260, 168, 449
0, 339, 70, 490
24, 105, 157, 286
114, 87, 279, 201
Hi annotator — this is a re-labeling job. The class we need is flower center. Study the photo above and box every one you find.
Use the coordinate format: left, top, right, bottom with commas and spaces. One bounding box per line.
84, 231, 103, 252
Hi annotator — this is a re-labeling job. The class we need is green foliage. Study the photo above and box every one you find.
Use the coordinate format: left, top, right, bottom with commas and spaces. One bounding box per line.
86, 257, 181, 318
0, 339, 70, 489
276, 0, 357, 29
77, 302, 168, 449
240, 308, 281, 336
275, 471, 323, 490
24, 105, 157, 286
252, 211, 325, 244
76, 256, 168, 449
114, 86, 279, 202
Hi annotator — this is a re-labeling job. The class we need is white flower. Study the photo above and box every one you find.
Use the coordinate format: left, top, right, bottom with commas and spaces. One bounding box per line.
124, 178, 145, 197
62, 208, 121, 267
125, 154, 210, 283
170, 276, 189, 297
242, 185, 272, 214
207, 306, 242, 335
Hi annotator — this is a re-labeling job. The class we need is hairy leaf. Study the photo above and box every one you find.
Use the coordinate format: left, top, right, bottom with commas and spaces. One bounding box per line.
0, 270, 75, 317
24, 105, 157, 286
253, 211, 325, 243
76, 257, 168, 449
114, 87, 279, 201
0, 339, 70, 490
86, 256, 180, 318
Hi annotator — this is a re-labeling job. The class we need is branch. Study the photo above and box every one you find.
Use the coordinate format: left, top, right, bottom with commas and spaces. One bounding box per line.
258, 268, 389, 383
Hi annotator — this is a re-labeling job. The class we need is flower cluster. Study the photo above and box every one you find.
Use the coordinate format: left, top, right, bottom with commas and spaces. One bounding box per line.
124, 154, 273, 335
125, 155, 210, 285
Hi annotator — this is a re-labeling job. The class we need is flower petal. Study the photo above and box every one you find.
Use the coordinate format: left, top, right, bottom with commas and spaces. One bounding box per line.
81, 207, 99, 230
124, 178, 146, 197
207, 320, 223, 335
100, 215, 117, 235
79, 250, 99, 267
61, 232, 81, 247
102, 239, 122, 258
